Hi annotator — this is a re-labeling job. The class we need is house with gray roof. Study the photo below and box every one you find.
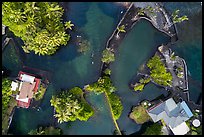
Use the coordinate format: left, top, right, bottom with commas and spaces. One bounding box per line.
147, 98, 193, 135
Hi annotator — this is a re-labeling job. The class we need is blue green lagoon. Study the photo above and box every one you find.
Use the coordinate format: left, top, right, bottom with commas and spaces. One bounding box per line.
2, 2, 202, 135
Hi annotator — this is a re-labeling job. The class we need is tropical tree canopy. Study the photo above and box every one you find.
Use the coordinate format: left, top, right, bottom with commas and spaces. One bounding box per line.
147, 54, 172, 86
50, 87, 94, 123
84, 76, 116, 95
2, 78, 13, 115
84, 76, 123, 120
137, 8, 145, 16
143, 123, 163, 135
108, 93, 123, 120
117, 25, 126, 33
2, 2, 73, 55
65, 21, 74, 30
101, 48, 115, 64
104, 68, 111, 75
133, 83, 145, 91
172, 9, 188, 24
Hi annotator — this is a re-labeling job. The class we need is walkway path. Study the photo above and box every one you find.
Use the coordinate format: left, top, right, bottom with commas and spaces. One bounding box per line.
104, 91, 122, 135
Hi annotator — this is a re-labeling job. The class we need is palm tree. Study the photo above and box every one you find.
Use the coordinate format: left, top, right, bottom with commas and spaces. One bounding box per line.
165, 9, 188, 28
50, 96, 60, 108
137, 8, 145, 16
65, 21, 74, 30
116, 25, 126, 39
101, 48, 115, 63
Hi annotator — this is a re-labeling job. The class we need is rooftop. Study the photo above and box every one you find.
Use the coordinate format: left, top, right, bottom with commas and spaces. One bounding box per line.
147, 98, 193, 135
13, 71, 41, 108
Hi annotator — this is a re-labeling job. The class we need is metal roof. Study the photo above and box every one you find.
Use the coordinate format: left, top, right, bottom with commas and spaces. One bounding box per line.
147, 98, 193, 129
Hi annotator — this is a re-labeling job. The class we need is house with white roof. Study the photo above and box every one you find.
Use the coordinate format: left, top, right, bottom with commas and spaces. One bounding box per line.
147, 98, 193, 135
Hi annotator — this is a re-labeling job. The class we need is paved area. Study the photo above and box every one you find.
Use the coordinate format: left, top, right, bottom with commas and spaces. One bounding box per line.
158, 45, 188, 90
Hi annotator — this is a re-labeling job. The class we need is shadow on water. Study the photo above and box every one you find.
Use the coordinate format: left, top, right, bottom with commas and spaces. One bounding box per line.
62, 2, 91, 28
7, 2, 124, 135
130, 121, 155, 135
98, 2, 127, 24
5, 2, 202, 135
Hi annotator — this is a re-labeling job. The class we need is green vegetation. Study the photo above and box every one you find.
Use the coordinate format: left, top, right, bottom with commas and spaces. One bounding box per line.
133, 83, 145, 91
147, 54, 172, 86
117, 25, 126, 33
50, 87, 94, 123
129, 105, 151, 124
139, 77, 151, 84
172, 10, 188, 24
65, 21, 74, 30
143, 123, 163, 135
104, 68, 111, 75
2, 2, 72, 55
2, 78, 17, 135
84, 76, 116, 95
2, 98, 17, 135
28, 126, 62, 135
101, 48, 115, 64
107, 93, 123, 120
189, 124, 202, 135
2, 78, 13, 115
33, 83, 47, 101
133, 77, 150, 91
84, 76, 123, 120
116, 25, 126, 38
186, 111, 202, 135
170, 52, 176, 60
77, 39, 90, 53
145, 6, 156, 17
137, 8, 145, 16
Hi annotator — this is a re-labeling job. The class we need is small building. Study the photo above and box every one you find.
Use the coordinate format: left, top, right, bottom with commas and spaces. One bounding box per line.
147, 98, 193, 135
11, 71, 41, 108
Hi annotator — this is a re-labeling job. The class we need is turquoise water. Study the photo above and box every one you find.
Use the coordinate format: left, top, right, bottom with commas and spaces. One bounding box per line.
7, 2, 125, 135
4, 2, 202, 135
110, 19, 170, 134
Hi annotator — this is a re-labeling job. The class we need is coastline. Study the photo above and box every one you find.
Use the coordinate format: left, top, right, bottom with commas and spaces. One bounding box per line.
98, 3, 179, 134
100, 2, 178, 77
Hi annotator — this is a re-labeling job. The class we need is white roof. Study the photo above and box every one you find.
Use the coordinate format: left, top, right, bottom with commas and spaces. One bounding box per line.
16, 95, 29, 103
192, 119, 200, 127
21, 74, 35, 84
11, 81, 18, 91
169, 122, 190, 135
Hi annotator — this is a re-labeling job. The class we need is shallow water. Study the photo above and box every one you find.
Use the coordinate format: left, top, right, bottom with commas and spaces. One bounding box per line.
7, 2, 125, 135
4, 2, 202, 135
110, 19, 170, 134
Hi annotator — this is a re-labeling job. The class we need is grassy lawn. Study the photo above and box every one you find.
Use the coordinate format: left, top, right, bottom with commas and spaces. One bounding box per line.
2, 97, 17, 135
129, 105, 151, 124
